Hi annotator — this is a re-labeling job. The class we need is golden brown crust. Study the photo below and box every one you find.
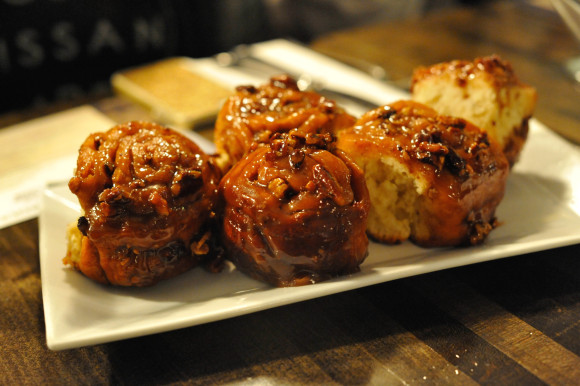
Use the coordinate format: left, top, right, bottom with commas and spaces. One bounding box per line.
336, 100, 509, 247
411, 55, 537, 166
67, 121, 221, 286
219, 132, 370, 287
411, 55, 522, 91
214, 75, 356, 169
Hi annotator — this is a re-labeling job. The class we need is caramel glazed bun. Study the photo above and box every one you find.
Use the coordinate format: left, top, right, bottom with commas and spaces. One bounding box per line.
65, 121, 221, 286
219, 131, 370, 287
214, 74, 356, 170
411, 55, 537, 166
336, 100, 510, 247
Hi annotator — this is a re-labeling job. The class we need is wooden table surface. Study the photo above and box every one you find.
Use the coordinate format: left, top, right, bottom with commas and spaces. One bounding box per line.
313, 0, 580, 145
2, 1, 580, 384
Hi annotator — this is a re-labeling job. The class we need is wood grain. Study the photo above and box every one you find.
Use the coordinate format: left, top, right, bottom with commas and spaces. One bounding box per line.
1, 217, 579, 383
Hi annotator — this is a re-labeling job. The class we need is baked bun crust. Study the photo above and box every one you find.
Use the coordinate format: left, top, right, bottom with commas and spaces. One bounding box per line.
411, 55, 537, 165
214, 75, 355, 169
65, 121, 221, 286
336, 100, 509, 247
219, 132, 370, 287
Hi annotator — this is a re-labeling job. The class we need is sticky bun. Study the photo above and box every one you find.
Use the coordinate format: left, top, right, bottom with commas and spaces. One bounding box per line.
219, 130, 370, 286
214, 74, 355, 169
64, 121, 221, 286
336, 100, 509, 247
411, 55, 537, 165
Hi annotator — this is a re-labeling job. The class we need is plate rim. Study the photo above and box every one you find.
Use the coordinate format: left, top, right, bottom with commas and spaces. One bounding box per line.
40, 119, 580, 350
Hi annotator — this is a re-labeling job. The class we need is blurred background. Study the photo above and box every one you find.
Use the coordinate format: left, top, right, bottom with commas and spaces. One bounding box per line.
0, 0, 485, 115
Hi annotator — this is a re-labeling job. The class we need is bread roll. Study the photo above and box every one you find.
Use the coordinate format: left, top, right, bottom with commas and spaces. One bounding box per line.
411, 55, 537, 165
219, 131, 370, 286
336, 100, 509, 247
64, 121, 221, 286
214, 74, 355, 170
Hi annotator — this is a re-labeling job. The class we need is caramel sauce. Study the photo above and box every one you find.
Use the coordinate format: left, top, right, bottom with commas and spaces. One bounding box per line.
337, 100, 510, 247
219, 132, 370, 287
351, 101, 502, 200
68, 121, 221, 286
214, 75, 355, 167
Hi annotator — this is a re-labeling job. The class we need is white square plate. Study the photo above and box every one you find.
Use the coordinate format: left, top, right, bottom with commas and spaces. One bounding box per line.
40, 39, 580, 350
40, 118, 580, 350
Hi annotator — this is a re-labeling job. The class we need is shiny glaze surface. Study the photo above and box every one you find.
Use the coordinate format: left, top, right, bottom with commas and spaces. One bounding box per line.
337, 100, 510, 246
68, 121, 221, 286
214, 75, 355, 167
410, 55, 537, 166
219, 133, 370, 286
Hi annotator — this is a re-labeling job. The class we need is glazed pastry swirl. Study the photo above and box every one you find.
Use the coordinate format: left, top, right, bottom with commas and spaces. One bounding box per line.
214, 74, 355, 168
219, 131, 370, 287
66, 121, 221, 286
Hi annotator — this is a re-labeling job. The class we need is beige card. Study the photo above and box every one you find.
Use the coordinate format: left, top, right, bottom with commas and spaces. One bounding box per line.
111, 57, 232, 129
0, 105, 115, 228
